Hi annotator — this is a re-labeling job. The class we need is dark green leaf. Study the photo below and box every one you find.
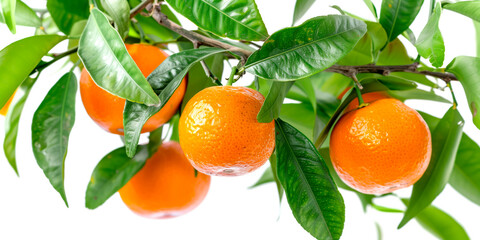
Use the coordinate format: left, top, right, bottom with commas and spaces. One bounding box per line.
416, 3, 444, 67
85, 145, 149, 209
275, 118, 345, 240
169, 114, 180, 142
165, 0, 268, 41
443, 1, 480, 22
293, 0, 316, 25
180, 53, 224, 111
388, 89, 450, 103
31, 72, 78, 207
399, 107, 464, 228
363, 0, 378, 19
379, 0, 424, 42
0, 0, 41, 27
401, 199, 469, 240
0, 35, 65, 109
245, 15, 367, 80
3, 76, 37, 175
1, 0, 16, 33
47, 0, 89, 34
100, 0, 130, 39
257, 81, 294, 123
147, 126, 163, 155
446, 56, 480, 129
78, 8, 160, 106
123, 47, 228, 157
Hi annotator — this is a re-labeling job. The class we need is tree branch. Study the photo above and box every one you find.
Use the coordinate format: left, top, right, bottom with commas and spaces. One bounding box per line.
147, 3, 253, 58
130, 0, 154, 19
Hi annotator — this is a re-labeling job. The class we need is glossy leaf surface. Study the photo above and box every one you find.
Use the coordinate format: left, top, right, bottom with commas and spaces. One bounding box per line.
100, 0, 130, 39
165, 0, 268, 41
399, 107, 464, 228
46, 0, 89, 34
293, 0, 317, 25
31, 72, 77, 206
257, 81, 294, 123
275, 119, 344, 240
245, 15, 366, 80
415, 3, 444, 67
0, 35, 65, 109
123, 47, 227, 157
78, 8, 160, 106
379, 0, 424, 42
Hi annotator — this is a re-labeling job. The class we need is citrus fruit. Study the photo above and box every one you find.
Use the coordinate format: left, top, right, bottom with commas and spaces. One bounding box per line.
179, 86, 275, 176
79, 44, 186, 134
119, 141, 210, 219
329, 98, 431, 194
0, 90, 16, 116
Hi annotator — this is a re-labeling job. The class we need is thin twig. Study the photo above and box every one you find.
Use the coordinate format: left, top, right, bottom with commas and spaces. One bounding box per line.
147, 3, 253, 58
130, 0, 154, 19
193, 41, 219, 83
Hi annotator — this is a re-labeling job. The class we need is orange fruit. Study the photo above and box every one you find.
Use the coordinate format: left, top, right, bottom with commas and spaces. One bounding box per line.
79, 44, 187, 134
0, 90, 16, 116
179, 86, 275, 176
337, 87, 390, 112
119, 141, 211, 218
329, 98, 432, 194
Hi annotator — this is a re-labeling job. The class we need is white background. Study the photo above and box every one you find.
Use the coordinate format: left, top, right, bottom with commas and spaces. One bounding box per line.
1, 0, 479, 239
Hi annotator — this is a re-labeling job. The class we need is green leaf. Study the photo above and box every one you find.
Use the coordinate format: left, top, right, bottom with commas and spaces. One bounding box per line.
443, 1, 480, 22
249, 165, 275, 188
257, 81, 294, 123
100, 0, 130, 39
1, 0, 16, 33
379, 0, 424, 42
180, 53, 224, 111
475, 20, 480, 57
3, 76, 37, 175
377, 38, 411, 65
123, 47, 228, 157
47, 0, 89, 35
31, 72, 77, 207
366, 22, 387, 53
399, 107, 464, 228
403, 28, 417, 45
292, 0, 316, 25
168, 114, 180, 142
85, 144, 149, 209
269, 153, 284, 203
415, 3, 444, 67
0, 35, 65, 109
165, 0, 268, 41
67, 20, 87, 66
275, 118, 345, 240
363, 0, 378, 19
78, 8, 160, 106
245, 15, 367, 80
449, 134, 480, 206
401, 199, 469, 240
446, 56, 480, 130
279, 103, 317, 140
388, 89, 450, 103
337, 32, 373, 65
131, 14, 179, 42
0, 0, 41, 27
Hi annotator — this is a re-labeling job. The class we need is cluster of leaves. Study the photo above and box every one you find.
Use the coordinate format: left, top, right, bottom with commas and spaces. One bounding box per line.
1, 0, 480, 239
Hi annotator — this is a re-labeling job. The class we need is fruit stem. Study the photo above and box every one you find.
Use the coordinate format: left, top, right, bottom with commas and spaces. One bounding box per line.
354, 83, 365, 106
447, 82, 458, 109
227, 66, 238, 86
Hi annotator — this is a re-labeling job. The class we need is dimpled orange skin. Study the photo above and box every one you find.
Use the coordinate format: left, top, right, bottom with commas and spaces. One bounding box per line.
0, 90, 16, 116
179, 86, 275, 176
330, 98, 432, 194
119, 141, 211, 219
79, 44, 187, 134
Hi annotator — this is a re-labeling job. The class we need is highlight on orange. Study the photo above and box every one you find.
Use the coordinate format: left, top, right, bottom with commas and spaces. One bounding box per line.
79, 44, 186, 134
0, 90, 16, 116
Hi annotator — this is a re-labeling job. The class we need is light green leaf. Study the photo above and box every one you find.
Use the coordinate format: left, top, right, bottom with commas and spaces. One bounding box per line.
416, 3, 444, 67
78, 8, 160, 106
3, 76, 37, 175
31, 72, 77, 207
379, 0, 424, 42
165, 0, 268, 41
249, 165, 275, 189
475, 20, 480, 57
363, 0, 378, 19
123, 47, 228, 157
293, 0, 316, 25
366, 21, 387, 53
245, 15, 367, 80
257, 81, 294, 123
0, 35, 65, 109
399, 107, 464, 228
100, 0, 130, 39
0, 0, 41, 27
388, 89, 450, 103
1, 0, 16, 33
337, 32, 373, 65
46, 0, 89, 34
275, 118, 345, 240
446, 56, 480, 129
443, 1, 480, 22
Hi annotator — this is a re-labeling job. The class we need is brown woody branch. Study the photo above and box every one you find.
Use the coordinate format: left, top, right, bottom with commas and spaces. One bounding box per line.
130, 0, 154, 19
